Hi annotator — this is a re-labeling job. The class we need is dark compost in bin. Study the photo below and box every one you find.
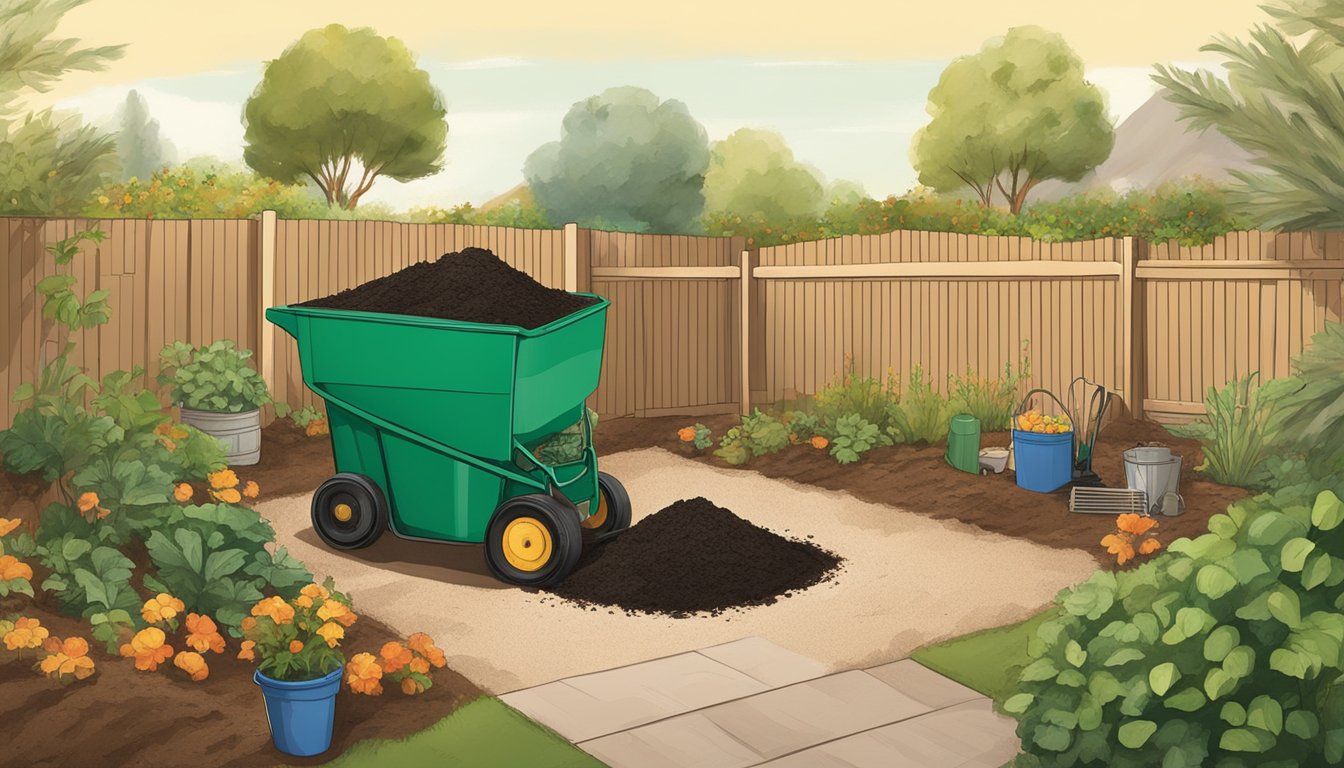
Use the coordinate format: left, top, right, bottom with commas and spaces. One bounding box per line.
545, 497, 842, 617
297, 247, 597, 329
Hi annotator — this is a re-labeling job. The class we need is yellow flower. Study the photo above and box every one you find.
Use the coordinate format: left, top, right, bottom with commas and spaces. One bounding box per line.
251, 596, 295, 625
345, 653, 383, 696
142, 593, 185, 624
98, 195, 109, 205
184, 613, 226, 654
237, 640, 256, 662
0, 554, 33, 582
317, 599, 356, 627
40, 636, 96, 681
315, 621, 344, 648
242, 480, 260, 499
4, 617, 48, 650
301, 583, 330, 601
210, 488, 242, 504
0, 517, 22, 537
173, 650, 209, 681
122, 193, 132, 205
120, 627, 173, 671
173, 483, 194, 503
208, 469, 239, 490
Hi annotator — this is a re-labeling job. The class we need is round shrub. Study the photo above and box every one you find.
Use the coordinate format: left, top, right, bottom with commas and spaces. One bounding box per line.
1010, 485, 1344, 767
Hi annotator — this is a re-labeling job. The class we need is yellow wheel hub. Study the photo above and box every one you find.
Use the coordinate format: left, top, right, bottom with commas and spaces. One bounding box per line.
333, 503, 354, 523
501, 517, 553, 572
582, 491, 609, 530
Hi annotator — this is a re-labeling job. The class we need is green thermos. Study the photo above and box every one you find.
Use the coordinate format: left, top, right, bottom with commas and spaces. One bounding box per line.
946, 414, 981, 474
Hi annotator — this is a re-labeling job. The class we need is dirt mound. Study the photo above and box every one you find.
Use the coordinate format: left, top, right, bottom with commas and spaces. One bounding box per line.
297, 247, 597, 329
547, 497, 842, 617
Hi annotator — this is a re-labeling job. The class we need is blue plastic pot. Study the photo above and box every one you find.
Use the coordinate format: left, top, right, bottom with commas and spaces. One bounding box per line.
254, 666, 343, 757
1013, 429, 1073, 493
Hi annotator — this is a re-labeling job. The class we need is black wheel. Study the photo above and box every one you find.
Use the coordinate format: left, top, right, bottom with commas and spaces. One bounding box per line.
485, 494, 583, 587
582, 471, 632, 540
311, 473, 388, 550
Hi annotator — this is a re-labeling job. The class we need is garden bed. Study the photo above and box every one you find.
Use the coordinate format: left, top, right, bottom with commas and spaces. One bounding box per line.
595, 413, 1250, 567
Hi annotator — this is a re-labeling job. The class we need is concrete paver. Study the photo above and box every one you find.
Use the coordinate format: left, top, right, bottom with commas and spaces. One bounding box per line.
865, 658, 986, 709
699, 636, 831, 688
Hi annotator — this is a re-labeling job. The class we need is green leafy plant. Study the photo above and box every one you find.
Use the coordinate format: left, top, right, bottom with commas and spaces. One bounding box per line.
813, 356, 899, 431
533, 409, 599, 465
88, 609, 135, 654
783, 410, 822, 442
1009, 485, 1344, 766
887, 365, 960, 444
1169, 372, 1288, 488
676, 423, 714, 450
158, 340, 271, 413
714, 410, 790, 465
829, 414, 882, 464
949, 342, 1031, 431
1272, 322, 1344, 457
239, 579, 354, 682
36, 505, 140, 618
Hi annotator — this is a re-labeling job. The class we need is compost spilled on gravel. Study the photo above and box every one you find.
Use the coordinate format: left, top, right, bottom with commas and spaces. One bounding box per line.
545, 497, 842, 617
297, 247, 597, 329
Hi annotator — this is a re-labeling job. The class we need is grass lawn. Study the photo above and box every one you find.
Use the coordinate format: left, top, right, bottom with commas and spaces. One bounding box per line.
910, 607, 1056, 705
326, 696, 606, 768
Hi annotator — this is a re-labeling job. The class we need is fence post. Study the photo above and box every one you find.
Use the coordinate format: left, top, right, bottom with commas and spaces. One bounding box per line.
257, 210, 278, 421
1119, 235, 1143, 419
740, 249, 752, 416
563, 222, 579, 292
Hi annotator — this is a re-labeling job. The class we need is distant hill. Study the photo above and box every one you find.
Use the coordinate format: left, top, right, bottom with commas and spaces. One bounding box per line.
480, 183, 534, 211
1031, 93, 1258, 201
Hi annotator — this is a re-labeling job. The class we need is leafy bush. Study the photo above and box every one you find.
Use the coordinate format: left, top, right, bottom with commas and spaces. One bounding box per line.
407, 199, 551, 229
813, 357, 899, 433
887, 365, 960, 444
1273, 322, 1344, 456
82, 164, 342, 219
1169, 373, 1289, 489
714, 410, 790, 465
829, 414, 882, 464
239, 580, 354, 682
676, 423, 714, 450
949, 343, 1031, 431
158, 340, 271, 413
1009, 486, 1344, 767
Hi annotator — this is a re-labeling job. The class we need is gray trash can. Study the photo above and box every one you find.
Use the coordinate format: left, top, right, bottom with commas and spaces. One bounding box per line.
1123, 446, 1182, 516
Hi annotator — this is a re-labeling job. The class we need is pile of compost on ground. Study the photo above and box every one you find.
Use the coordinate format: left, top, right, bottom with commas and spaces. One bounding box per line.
545, 497, 842, 617
297, 247, 597, 329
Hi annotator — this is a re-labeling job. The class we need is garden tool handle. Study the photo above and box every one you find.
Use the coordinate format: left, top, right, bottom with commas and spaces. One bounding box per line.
1014, 388, 1069, 419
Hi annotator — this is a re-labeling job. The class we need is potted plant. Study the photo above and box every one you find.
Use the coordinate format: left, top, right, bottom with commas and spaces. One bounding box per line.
236, 582, 358, 757
158, 340, 271, 465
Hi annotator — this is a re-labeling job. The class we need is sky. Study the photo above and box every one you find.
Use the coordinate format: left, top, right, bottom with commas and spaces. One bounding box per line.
40, 0, 1266, 210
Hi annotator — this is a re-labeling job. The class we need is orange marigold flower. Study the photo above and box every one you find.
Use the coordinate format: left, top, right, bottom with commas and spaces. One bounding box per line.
317, 599, 356, 627
173, 483, 194, 503
142, 593, 185, 624
1116, 513, 1158, 536
810, 436, 829, 450
1139, 538, 1163, 555
242, 481, 260, 499
251, 596, 295, 625
407, 632, 446, 668
1101, 533, 1136, 566
4, 617, 49, 650
301, 583, 330, 601
120, 627, 173, 671
0, 517, 21, 537
401, 677, 426, 695
346, 652, 384, 696
77, 492, 100, 513
409, 657, 431, 675
315, 621, 344, 649
184, 614, 226, 654
677, 427, 696, 442
240, 617, 258, 632
211, 488, 242, 504
379, 641, 413, 674
40, 636, 96, 681
173, 650, 209, 681
0, 554, 33, 582
237, 640, 257, 662
289, 640, 305, 654
208, 469, 239, 490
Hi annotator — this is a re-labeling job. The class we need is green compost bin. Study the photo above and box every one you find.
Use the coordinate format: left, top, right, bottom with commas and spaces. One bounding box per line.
265, 297, 610, 548
946, 414, 981, 474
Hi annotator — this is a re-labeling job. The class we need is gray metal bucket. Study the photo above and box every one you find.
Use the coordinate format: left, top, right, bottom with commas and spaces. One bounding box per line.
179, 407, 262, 466
1123, 446, 1181, 516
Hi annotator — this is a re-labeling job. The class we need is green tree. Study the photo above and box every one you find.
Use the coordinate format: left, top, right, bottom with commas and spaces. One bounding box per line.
0, 0, 125, 215
114, 89, 176, 181
524, 86, 710, 233
702, 128, 825, 223
912, 26, 1114, 213
1153, 0, 1344, 229
242, 24, 448, 210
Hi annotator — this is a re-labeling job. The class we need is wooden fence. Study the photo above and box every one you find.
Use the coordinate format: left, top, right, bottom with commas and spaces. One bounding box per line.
4, 215, 1344, 429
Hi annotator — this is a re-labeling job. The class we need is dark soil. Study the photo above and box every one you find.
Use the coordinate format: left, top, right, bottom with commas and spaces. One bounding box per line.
595, 413, 1251, 569
296, 247, 597, 329
248, 417, 336, 498
546, 496, 842, 617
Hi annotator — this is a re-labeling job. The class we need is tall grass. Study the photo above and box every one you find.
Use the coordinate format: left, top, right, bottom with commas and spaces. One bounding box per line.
948, 342, 1031, 431
1168, 372, 1278, 487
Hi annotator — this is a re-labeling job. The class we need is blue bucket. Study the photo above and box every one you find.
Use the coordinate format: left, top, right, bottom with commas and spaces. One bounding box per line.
255, 666, 343, 756
1013, 429, 1073, 493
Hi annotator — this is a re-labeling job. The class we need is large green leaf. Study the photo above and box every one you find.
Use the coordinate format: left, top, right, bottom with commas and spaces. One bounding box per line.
1162, 687, 1206, 712
1281, 537, 1316, 572
1195, 564, 1238, 599
1204, 625, 1241, 662
1247, 695, 1284, 735
202, 548, 247, 582
1117, 720, 1158, 749
1285, 710, 1320, 740
1312, 490, 1344, 531
1268, 586, 1303, 628
1219, 727, 1275, 753
1149, 662, 1180, 696
1222, 645, 1256, 679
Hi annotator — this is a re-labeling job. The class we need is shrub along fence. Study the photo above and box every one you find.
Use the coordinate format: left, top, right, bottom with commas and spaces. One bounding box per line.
3, 214, 1343, 429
